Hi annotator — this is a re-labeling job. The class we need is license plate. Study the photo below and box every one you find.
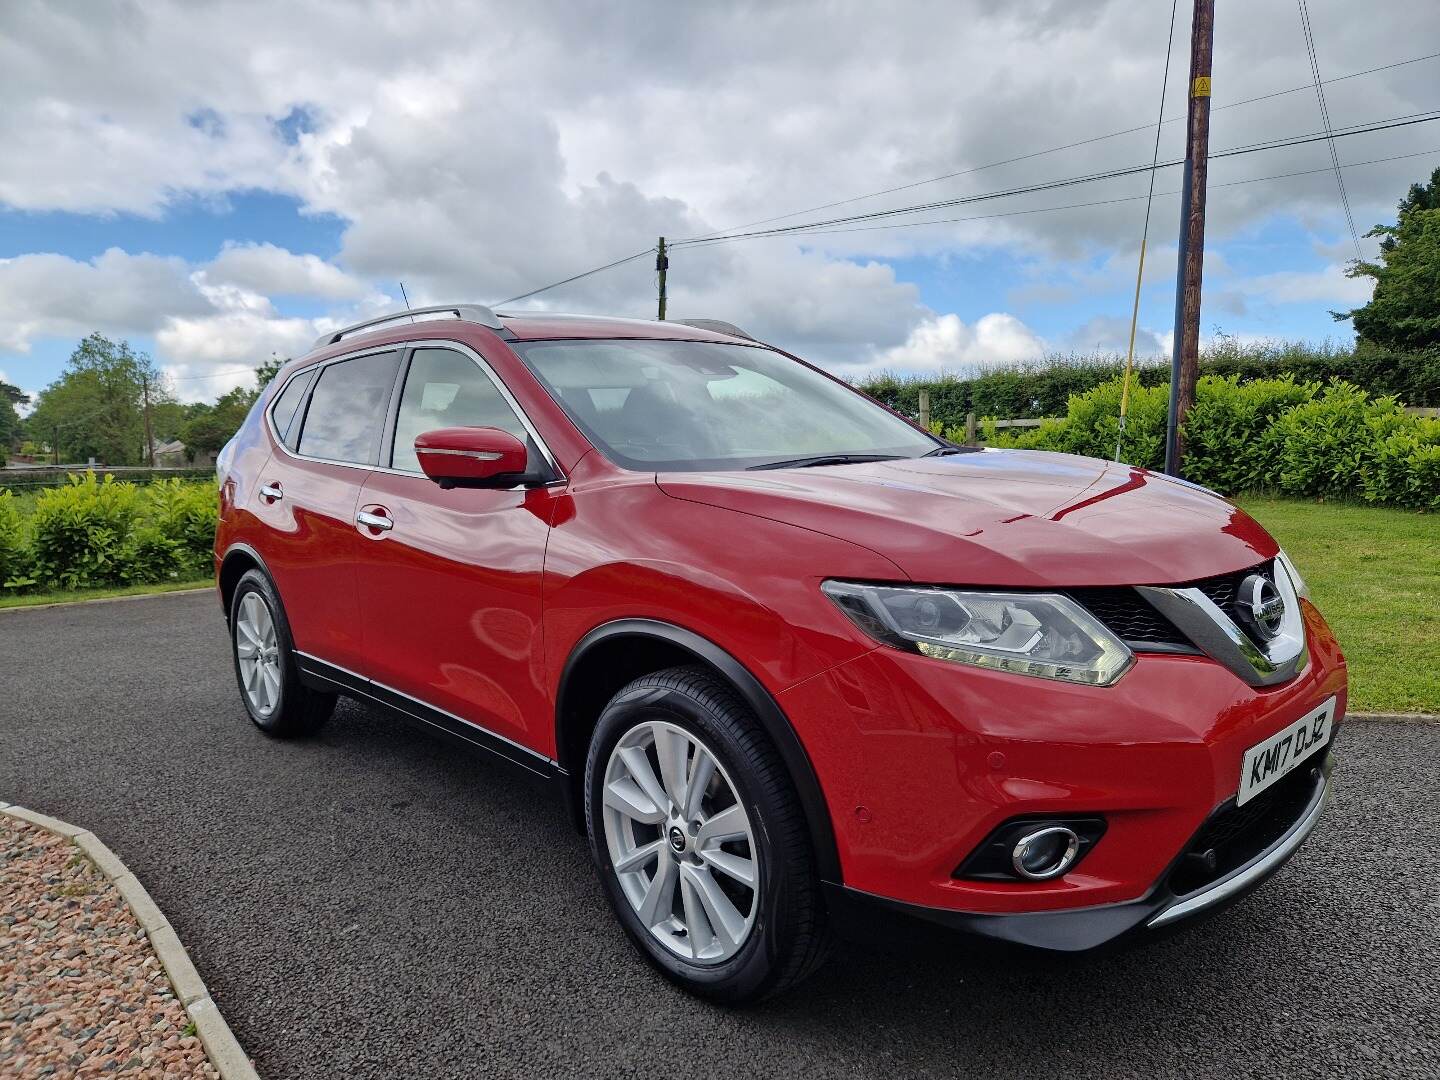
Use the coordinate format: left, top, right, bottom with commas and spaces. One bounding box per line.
1237, 696, 1335, 806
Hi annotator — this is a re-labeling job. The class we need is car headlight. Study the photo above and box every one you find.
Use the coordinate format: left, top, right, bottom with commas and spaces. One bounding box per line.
821, 580, 1134, 686
1275, 549, 1309, 599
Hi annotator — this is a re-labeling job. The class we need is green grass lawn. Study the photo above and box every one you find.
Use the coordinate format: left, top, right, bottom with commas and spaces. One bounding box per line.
0, 577, 212, 610
1238, 497, 1439, 714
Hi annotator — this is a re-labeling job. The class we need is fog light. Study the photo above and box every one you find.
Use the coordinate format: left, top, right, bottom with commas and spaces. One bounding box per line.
1011, 826, 1081, 880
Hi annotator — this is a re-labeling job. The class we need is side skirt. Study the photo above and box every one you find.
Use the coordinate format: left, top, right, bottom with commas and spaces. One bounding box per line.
294, 651, 566, 793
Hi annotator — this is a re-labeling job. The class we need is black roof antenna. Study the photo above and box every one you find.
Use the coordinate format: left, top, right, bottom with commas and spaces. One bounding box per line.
399, 281, 416, 323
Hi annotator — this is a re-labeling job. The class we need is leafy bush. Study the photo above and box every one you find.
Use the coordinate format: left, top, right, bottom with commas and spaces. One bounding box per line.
978, 379, 1168, 467
1272, 381, 1410, 498
858, 341, 1440, 432
1363, 417, 1440, 510
145, 478, 218, 571
120, 526, 186, 584
11, 472, 218, 592
1182, 376, 1317, 494
0, 491, 34, 590
28, 474, 143, 589
971, 375, 1438, 510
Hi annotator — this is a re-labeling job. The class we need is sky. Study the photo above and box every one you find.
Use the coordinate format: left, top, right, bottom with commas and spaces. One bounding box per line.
2, 0, 1437, 410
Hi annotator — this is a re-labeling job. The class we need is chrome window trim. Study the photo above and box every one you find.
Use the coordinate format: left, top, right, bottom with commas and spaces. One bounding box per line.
1137, 557, 1308, 688
265, 339, 565, 483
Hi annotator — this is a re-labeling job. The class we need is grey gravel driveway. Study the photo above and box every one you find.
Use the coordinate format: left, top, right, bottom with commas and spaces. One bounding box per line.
2, 591, 1436, 1079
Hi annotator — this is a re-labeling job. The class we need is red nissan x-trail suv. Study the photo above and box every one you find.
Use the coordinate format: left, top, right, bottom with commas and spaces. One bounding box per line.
215, 303, 1346, 1002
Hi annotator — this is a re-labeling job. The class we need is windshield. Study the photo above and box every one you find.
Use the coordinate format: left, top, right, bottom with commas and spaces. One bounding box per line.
513, 338, 938, 471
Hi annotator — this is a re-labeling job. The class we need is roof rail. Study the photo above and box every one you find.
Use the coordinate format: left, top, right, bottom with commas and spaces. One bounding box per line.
313, 304, 504, 349
672, 318, 757, 342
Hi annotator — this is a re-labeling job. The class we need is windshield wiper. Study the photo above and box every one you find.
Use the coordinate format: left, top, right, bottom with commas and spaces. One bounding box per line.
922, 445, 973, 457
747, 453, 907, 471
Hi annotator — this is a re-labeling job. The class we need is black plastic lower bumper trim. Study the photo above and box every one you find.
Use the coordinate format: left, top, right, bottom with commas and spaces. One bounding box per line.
826, 753, 1333, 954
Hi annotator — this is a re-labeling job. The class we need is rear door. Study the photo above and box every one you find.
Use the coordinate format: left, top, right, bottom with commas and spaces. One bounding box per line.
353, 344, 563, 758
253, 347, 402, 674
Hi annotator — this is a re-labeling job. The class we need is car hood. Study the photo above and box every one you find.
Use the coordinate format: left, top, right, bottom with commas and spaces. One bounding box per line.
656, 449, 1279, 587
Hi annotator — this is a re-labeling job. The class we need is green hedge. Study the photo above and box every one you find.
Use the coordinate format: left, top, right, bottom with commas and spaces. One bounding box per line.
986, 378, 1440, 510
0, 473, 217, 592
859, 343, 1440, 429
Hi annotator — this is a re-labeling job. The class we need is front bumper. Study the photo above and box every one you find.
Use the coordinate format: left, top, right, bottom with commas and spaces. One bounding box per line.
826, 751, 1334, 953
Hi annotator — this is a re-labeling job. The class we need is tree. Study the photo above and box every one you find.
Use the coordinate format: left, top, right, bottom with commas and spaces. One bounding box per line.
252, 355, 284, 394
1336, 167, 1440, 350
178, 386, 255, 459
174, 356, 288, 459
26, 334, 173, 465
0, 381, 30, 464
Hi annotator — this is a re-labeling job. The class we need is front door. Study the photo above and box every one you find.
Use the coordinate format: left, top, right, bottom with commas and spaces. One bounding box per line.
354, 345, 562, 757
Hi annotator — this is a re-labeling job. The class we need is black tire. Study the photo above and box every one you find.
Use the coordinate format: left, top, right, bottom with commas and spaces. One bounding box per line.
228, 568, 336, 737
584, 665, 831, 1003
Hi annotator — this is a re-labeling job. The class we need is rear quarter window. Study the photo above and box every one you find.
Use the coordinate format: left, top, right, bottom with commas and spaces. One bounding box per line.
269, 368, 317, 450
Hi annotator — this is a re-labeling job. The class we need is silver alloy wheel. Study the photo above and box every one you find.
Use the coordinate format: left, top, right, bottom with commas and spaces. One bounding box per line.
235, 592, 282, 718
602, 720, 759, 964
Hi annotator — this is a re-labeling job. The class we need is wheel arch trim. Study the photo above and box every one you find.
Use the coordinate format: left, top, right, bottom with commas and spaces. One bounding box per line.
556, 618, 842, 884
217, 541, 273, 619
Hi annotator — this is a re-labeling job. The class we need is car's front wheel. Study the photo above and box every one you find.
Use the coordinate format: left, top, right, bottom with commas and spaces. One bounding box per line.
584, 665, 830, 1002
229, 568, 336, 737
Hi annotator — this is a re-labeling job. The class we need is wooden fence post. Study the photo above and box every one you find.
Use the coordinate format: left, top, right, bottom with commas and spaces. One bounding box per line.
918, 389, 930, 432
965, 411, 977, 446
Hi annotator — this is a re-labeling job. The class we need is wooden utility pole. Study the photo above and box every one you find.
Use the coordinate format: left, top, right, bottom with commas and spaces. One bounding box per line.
656, 236, 668, 321
141, 374, 156, 468
1164, 0, 1214, 478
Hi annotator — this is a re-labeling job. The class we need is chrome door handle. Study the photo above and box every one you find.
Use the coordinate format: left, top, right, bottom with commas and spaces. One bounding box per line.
259, 482, 283, 500
356, 510, 394, 531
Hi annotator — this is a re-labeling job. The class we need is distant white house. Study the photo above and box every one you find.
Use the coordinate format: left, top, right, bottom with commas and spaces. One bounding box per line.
153, 439, 217, 469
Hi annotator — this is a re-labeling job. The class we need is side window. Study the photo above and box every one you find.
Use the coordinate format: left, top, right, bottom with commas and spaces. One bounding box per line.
390, 348, 528, 473
296, 350, 401, 465
269, 368, 316, 451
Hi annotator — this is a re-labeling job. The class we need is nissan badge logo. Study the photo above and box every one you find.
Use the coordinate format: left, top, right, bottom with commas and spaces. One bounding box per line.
1241, 573, 1286, 640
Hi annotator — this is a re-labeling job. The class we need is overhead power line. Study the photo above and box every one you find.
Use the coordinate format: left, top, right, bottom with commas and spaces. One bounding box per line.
682, 50, 1440, 243
491, 248, 657, 307
737, 148, 1440, 241
1117, 0, 1181, 462
670, 111, 1440, 249
1296, 0, 1363, 260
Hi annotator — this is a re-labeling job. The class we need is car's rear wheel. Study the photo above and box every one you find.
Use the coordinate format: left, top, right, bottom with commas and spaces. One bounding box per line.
584, 665, 830, 1002
229, 568, 336, 737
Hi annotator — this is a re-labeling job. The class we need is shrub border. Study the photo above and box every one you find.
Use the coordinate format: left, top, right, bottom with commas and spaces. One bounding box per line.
1, 802, 259, 1080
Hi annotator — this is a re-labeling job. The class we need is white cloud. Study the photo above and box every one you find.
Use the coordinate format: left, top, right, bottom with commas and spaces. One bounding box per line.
1065, 315, 1165, 356
155, 286, 330, 402
0, 246, 372, 402
0, 0, 1432, 386
855, 312, 1046, 378
1242, 264, 1373, 306
0, 249, 213, 352
204, 243, 371, 301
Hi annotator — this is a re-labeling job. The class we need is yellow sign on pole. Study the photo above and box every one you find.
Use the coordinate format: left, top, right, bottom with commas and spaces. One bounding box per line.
1192, 76, 1212, 98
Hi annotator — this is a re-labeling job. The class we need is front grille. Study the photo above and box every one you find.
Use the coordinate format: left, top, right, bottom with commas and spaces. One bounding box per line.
1192, 559, 1276, 648
1167, 750, 1327, 897
1069, 558, 1275, 655
1066, 587, 1191, 651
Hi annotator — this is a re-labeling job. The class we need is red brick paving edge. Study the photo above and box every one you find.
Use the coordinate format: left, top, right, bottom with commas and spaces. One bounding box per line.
1, 802, 260, 1080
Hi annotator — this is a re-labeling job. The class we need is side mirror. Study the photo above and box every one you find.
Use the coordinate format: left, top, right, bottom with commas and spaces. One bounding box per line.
414, 427, 537, 489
